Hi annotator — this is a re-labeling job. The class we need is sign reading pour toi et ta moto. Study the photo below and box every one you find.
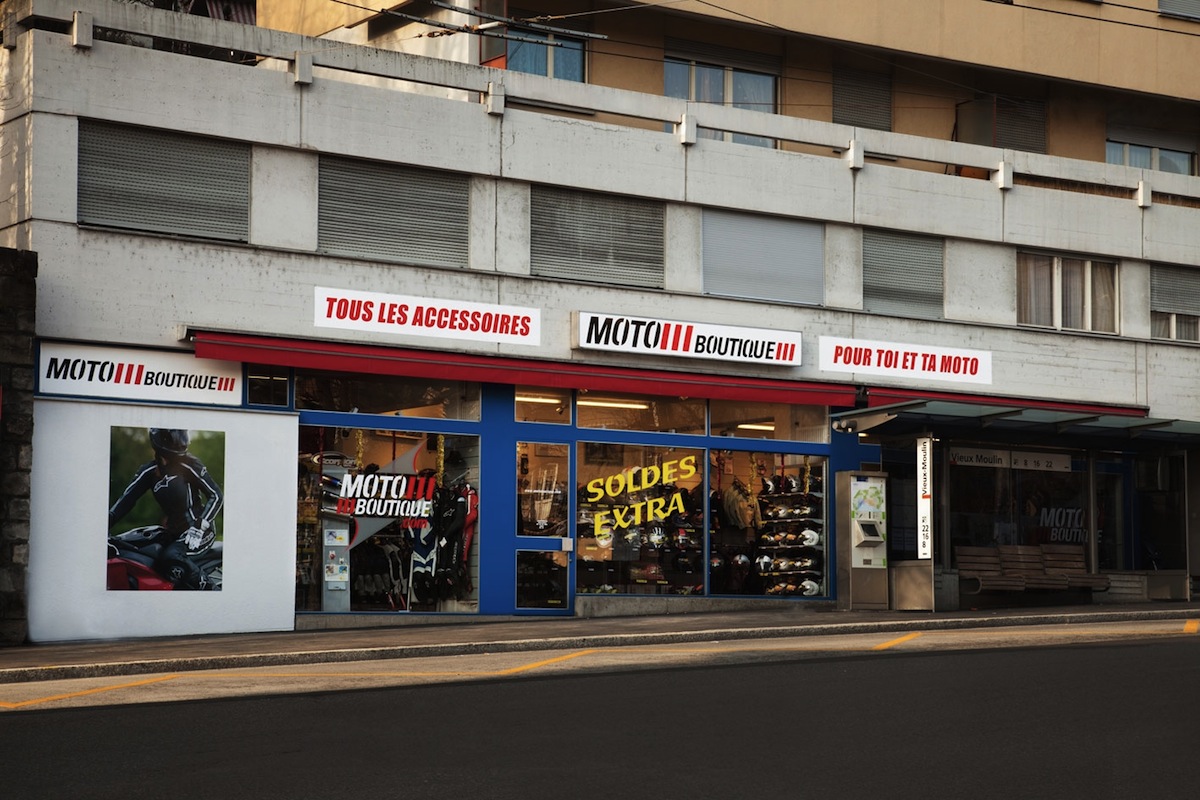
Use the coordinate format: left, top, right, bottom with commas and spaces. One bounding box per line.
819, 336, 992, 385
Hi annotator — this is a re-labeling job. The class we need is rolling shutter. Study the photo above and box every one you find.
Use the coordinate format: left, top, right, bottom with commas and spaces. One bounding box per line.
1160, 1, 1200, 20
318, 156, 470, 268
995, 99, 1047, 154
833, 67, 892, 131
530, 187, 664, 288
863, 230, 944, 319
78, 120, 249, 241
1151, 264, 1200, 316
703, 209, 824, 305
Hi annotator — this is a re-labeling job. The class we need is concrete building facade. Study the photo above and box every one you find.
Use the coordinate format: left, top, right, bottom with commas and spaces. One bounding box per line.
2, 0, 1199, 641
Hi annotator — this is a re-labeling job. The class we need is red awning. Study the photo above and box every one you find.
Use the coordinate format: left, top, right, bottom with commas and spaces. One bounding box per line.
190, 331, 858, 407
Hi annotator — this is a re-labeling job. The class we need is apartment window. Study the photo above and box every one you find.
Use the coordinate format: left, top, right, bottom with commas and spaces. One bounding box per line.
1160, 1, 1200, 21
1018, 253, 1118, 333
1106, 140, 1195, 175
833, 66, 892, 131
318, 156, 470, 268
664, 38, 779, 148
530, 187, 665, 289
862, 231, 944, 319
507, 31, 585, 81
1151, 264, 1200, 341
703, 210, 824, 306
78, 120, 250, 242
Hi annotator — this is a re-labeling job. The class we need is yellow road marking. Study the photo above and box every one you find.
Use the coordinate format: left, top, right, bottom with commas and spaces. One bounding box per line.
0, 674, 181, 709
1185, 620, 1199, 634
873, 632, 922, 651
498, 649, 597, 675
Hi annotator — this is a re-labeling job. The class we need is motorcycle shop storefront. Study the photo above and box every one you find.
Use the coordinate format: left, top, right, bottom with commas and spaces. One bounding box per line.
833, 389, 1200, 607
192, 331, 876, 622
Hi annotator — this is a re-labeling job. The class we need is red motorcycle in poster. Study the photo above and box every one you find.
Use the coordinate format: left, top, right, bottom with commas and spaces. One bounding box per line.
107, 526, 223, 591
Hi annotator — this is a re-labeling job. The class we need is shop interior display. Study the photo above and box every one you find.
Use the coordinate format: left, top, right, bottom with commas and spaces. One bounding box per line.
709, 452, 826, 597
575, 448, 706, 596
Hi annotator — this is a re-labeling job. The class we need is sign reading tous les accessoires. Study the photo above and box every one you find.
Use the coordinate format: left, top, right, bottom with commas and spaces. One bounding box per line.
39, 342, 242, 405
315, 287, 541, 346
576, 312, 802, 366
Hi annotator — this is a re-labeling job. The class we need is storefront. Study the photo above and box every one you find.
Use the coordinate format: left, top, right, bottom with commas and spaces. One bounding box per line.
29, 290, 893, 640
193, 326, 874, 619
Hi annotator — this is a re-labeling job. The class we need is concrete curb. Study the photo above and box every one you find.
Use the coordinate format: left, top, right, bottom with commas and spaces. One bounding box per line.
2, 607, 1195, 684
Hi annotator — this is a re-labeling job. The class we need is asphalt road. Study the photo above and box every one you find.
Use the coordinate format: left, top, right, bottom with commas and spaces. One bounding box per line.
1, 623, 1198, 799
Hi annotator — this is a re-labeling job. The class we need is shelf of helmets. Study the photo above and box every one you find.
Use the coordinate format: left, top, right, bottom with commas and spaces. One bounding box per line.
755, 476, 826, 598
576, 503, 705, 595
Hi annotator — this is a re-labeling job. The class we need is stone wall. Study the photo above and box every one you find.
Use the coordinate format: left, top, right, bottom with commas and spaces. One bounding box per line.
0, 248, 36, 644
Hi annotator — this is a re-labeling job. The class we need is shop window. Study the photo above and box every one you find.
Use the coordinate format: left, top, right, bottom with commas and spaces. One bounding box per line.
576, 443, 706, 595
702, 209, 824, 307
833, 65, 892, 132
576, 391, 705, 434
517, 442, 569, 536
515, 387, 571, 424
318, 156, 470, 268
1150, 264, 1200, 341
863, 230, 944, 320
1017, 252, 1118, 333
530, 187, 665, 288
297, 427, 480, 613
710, 399, 828, 443
78, 120, 250, 242
664, 45, 778, 147
246, 363, 290, 407
709, 450, 827, 597
295, 370, 481, 421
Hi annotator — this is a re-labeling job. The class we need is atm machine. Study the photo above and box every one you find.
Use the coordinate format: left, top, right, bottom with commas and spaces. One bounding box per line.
836, 471, 889, 610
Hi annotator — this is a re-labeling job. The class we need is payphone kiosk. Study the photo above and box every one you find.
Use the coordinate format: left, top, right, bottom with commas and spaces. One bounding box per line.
836, 471, 889, 610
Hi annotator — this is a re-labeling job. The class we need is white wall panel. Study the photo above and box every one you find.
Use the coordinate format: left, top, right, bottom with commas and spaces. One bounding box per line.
1143, 204, 1200, 267
29, 400, 298, 642
855, 167, 1002, 240
1003, 186, 1144, 258
501, 109, 686, 201
684, 143, 853, 222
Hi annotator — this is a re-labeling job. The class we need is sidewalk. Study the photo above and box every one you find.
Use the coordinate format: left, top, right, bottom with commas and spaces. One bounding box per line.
2, 602, 1199, 684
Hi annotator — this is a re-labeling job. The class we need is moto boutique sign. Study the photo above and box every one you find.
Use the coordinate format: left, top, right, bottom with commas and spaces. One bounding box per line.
576, 312, 802, 366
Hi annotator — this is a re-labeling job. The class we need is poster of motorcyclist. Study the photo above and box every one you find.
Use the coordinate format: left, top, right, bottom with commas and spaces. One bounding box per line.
107, 426, 227, 591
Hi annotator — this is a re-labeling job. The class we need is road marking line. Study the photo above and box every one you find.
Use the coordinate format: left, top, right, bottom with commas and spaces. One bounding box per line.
873, 632, 922, 651
498, 649, 597, 675
1185, 620, 1199, 634
0, 674, 182, 710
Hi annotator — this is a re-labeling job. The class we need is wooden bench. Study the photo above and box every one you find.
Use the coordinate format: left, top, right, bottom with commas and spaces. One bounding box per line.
997, 545, 1069, 591
956, 545, 1025, 594
1040, 544, 1110, 592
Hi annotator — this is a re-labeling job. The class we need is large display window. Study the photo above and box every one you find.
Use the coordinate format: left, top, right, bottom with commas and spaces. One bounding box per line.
297, 426, 480, 613
709, 450, 827, 597
576, 443, 706, 594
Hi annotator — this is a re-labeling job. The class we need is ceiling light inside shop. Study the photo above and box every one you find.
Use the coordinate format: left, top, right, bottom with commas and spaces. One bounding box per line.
515, 395, 561, 405
737, 423, 776, 431
577, 399, 650, 410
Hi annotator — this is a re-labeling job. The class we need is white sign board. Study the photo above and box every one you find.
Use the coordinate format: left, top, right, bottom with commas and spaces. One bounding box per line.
315, 286, 541, 346
819, 336, 992, 384
39, 342, 242, 406
917, 436, 933, 559
577, 312, 801, 366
